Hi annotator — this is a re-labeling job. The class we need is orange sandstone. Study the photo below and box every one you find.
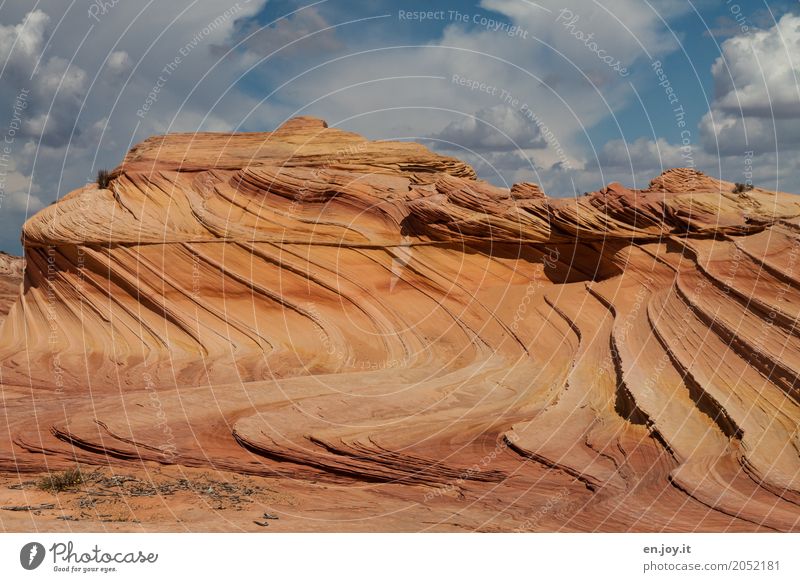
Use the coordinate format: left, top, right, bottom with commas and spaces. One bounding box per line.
0, 118, 798, 531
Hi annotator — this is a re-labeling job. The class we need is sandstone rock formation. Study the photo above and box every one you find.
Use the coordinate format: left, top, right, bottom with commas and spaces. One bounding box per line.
0, 252, 23, 321
1, 117, 799, 531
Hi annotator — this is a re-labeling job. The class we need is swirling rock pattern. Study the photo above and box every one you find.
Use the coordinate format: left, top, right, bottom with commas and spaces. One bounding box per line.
1, 117, 799, 531
0, 252, 23, 321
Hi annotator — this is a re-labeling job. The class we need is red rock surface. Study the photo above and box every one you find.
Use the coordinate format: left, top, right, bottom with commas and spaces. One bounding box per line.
1, 118, 799, 531
0, 252, 22, 321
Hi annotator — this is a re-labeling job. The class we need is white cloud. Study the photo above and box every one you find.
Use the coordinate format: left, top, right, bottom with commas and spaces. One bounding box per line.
214, 7, 343, 59
431, 105, 546, 151
0, 0, 696, 252
0, 155, 44, 250
2, 180, 43, 212
106, 50, 131, 74
699, 111, 800, 156
0, 10, 90, 147
701, 13, 800, 159
711, 13, 800, 118
0, 2, 270, 252
260, 0, 691, 195
482, 0, 686, 60
0, 9, 48, 65
598, 136, 689, 169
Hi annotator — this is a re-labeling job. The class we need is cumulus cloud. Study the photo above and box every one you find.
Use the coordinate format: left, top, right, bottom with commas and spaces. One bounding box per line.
0, 0, 753, 253
701, 13, 800, 157
0, 175, 43, 212
266, 0, 691, 197
0, 154, 44, 252
106, 51, 131, 74
482, 0, 686, 72
710, 13, 800, 119
213, 8, 343, 59
0, 10, 91, 147
597, 137, 690, 170
699, 111, 800, 156
0, 9, 49, 65
0, 2, 269, 253
430, 105, 546, 152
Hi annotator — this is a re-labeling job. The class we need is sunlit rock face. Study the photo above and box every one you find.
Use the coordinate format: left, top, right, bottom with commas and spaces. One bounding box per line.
0, 252, 22, 321
1, 117, 799, 531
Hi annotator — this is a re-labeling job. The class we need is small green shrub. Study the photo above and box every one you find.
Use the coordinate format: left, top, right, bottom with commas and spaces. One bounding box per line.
38, 468, 84, 492
733, 182, 753, 194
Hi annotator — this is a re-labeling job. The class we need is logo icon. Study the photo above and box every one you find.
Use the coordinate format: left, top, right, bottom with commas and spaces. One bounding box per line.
20, 542, 46, 570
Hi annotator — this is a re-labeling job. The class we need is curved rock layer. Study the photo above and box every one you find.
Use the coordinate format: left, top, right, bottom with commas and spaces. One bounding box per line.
1, 117, 799, 531
0, 252, 23, 321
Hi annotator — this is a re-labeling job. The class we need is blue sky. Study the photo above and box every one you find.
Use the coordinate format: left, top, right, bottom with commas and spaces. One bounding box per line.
0, 0, 798, 253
